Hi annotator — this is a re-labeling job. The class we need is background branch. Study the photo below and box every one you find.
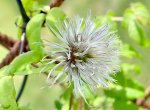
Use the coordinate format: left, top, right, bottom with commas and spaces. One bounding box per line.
0, 40, 21, 68
0, 33, 17, 50
111, 17, 123, 22
134, 86, 150, 109
49, 0, 65, 8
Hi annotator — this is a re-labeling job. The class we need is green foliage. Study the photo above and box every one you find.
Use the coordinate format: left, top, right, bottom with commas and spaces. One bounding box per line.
121, 44, 141, 58
123, 2, 150, 46
55, 100, 63, 110
46, 7, 66, 34
95, 11, 117, 30
22, 0, 41, 15
0, 76, 18, 110
26, 13, 45, 51
18, 107, 31, 110
113, 100, 138, 110
0, 13, 46, 74
104, 85, 144, 100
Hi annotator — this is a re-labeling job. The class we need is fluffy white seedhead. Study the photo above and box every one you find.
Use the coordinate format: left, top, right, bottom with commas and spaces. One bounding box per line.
43, 13, 120, 99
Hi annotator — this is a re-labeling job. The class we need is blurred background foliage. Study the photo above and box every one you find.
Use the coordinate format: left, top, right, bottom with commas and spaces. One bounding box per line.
0, 0, 150, 110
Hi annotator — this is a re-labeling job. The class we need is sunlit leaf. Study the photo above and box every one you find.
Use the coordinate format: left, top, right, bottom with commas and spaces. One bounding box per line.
0, 76, 18, 110
46, 7, 65, 35
113, 100, 138, 110
104, 85, 144, 100
95, 11, 117, 30
121, 44, 141, 58
128, 20, 149, 46
123, 3, 150, 46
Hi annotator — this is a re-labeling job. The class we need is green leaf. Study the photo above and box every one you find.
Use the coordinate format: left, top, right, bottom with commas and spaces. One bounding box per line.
128, 20, 149, 46
83, 84, 95, 100
113, 100, 138, 110
55, 100, 62, 110
14, 62, 56, 75
104, 85, 144, 100
26, 13, 45, 51
19, 107, 31, 110
61, 86, 72, 100
95, 11, 117, 30
104, 86, 127, 100
16, 16, 23, 38
22, 0, 41, 15
123, 3, 150, 46
46, 7, 65, 34
121, 63, 140, 75
125, 87, 144, 100
126, 79, 144, 91
0, 76, 18, 110
6, 51, 43, 74
130, 3, 150, 25
114, 70, 144, 91
114, 71, 126, 86
0, 13, 46, 74
121, 44, 141, 58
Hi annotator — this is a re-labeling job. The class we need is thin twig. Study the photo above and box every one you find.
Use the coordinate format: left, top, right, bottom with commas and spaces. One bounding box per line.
49, 0, 65, 8
0, 33, 17, 50
69, 92, 74, 110
16, 75, 28, 101
78, 98, 84, 110
16, 0, 29, 25
0, 40, 21, 68
15, 32, 28, 102
15, 0, 29, 102
111, 17, 123, 22
134, 86, 150, 109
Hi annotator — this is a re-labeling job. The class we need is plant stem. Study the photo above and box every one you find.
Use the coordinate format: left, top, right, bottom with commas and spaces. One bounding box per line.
0, 33, 17, 50
69, 92, 74, 110
16, 75, 28, 101
111, 17, 123, 22
16, 0, 29, 25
